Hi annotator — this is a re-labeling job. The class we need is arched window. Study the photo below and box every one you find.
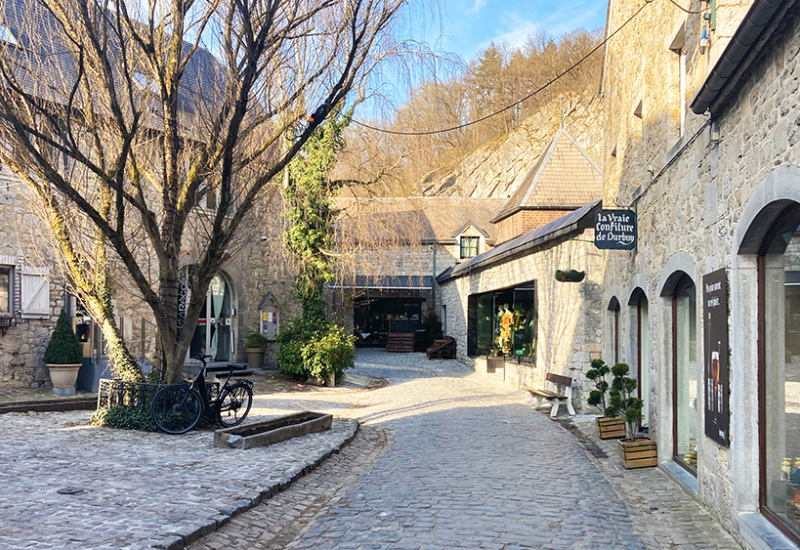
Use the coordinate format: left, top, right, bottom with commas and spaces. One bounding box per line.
629, 288, 650, 430
608, 297, 621, 364
751, 202, 800, 540
671, 273, 698, 475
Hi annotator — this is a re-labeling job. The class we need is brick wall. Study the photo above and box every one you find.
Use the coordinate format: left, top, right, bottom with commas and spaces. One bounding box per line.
494, 210, 573, 244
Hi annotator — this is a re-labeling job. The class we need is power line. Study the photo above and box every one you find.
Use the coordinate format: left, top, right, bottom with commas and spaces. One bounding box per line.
666, 0, 707, 14
351, 0, 661, 136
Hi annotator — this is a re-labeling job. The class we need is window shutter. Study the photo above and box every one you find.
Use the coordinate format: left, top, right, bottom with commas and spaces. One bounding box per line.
21, 273, 49, 317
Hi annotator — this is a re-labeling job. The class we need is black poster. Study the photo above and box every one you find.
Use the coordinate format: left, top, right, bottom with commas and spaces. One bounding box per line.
703, 269, 730, 447
594, 209, 637, 250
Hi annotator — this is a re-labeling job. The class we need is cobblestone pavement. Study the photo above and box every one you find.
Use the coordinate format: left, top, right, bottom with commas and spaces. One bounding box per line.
193, 351, 643, 550
0, 381, 367, 550
563, 416, 749, 550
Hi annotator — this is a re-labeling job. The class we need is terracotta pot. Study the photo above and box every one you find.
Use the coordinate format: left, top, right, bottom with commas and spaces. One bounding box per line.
47, 363, 81, 392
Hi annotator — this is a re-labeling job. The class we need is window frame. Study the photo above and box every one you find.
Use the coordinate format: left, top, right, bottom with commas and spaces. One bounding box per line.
460, 236, 479, 259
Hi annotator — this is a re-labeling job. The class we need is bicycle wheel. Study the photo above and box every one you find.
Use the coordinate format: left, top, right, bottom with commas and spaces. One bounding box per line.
151, 385, 203, 434
217, 382, 253, 428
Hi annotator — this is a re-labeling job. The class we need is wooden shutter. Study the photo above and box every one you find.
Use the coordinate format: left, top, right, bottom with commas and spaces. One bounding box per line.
21, 273, 49, 317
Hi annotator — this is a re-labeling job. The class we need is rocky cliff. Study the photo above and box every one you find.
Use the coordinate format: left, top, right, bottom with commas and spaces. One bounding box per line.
420, 92, 603, 199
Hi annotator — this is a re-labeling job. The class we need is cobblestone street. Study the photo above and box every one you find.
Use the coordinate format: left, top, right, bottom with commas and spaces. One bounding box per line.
194, 351, 746, 550
1, 351, 750, 549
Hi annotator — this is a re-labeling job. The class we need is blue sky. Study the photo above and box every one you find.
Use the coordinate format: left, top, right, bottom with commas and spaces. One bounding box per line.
412, 0, 608, 62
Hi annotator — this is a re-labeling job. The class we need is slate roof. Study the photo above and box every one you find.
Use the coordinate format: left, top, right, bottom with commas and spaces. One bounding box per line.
491, 130, 603, 223
439, 200, 601, 282
336, 196, 507, 245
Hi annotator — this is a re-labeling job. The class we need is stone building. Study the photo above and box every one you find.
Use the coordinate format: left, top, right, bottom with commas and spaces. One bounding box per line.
601, 0, 800, 546
332, 196, 505, 346
436, 129, 605, 405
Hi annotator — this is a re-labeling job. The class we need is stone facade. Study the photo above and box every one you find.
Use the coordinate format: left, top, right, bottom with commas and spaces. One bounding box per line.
439, 227, 603, 409
602, 0, 800, 546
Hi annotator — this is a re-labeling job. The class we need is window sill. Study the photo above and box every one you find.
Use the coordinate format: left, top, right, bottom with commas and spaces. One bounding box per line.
737, 512, 799, 550
662, 461, 698, 494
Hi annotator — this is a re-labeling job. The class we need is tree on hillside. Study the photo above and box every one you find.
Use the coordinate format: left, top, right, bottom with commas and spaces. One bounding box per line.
339, 28, 604, 195
0, 0, 407, 382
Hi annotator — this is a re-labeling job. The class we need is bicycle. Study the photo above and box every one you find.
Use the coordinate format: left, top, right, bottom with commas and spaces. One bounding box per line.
151, 354, 254, 434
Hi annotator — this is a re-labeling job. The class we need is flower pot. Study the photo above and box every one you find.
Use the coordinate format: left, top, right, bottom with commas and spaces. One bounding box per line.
245, 347, 266, 370
47, 363, 81, 396
618, 438, 657, 469
596, 416, 626, 439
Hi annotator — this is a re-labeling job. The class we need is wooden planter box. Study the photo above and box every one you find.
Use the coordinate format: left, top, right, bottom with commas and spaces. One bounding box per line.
619, 438, 658, 469
596, 416, 626, 439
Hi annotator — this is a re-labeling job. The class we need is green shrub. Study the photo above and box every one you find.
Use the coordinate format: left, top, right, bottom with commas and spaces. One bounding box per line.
90, 405, 157, 431
421, 309, 443, 348
277, 318, 356, 383
302, 324, 356, 382
276, 317, 320, 380
44, 309, 83, 364
585, 358, 611, 415
604, 362, 643, 441
244, 331, 269, 349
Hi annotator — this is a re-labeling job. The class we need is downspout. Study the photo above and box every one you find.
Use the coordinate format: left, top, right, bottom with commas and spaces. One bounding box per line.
431, 241, 437, 312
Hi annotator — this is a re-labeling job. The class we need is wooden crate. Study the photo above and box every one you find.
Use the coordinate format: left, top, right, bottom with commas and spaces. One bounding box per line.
596, 416, 626, 439
619, 439, 658, 469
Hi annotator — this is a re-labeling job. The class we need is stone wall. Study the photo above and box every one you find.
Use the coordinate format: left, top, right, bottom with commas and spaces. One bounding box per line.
440, 229, 603, 409
602, 0, 800, 538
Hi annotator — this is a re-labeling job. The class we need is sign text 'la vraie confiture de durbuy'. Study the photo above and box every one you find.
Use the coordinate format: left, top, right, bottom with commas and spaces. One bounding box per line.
594, 209, 637, 250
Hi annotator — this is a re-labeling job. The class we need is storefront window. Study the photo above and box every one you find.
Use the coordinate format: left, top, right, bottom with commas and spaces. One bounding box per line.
468, 283, 537, 364
673, 275, 698, 473
763, 227, 800, 538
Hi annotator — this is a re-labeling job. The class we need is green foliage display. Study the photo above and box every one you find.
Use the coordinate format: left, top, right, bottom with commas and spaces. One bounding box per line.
244, 332, 269, 349
90, 405, 157, 432
44, 309, 83, 364
276, 319, 355, 382
585, 358, 611, 414
604, 363, 644, 441
302, 324, 356, 382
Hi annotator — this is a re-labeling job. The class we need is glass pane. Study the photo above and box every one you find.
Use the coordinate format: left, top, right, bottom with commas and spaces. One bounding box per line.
675, 278, 698, 470
512, 287, 536, 364
765, 232, 800, 535
475, 294, 494, 355
0, 267, 9, 313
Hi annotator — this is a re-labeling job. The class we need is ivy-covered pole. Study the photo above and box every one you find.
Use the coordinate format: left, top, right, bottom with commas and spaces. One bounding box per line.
284, 109, 351, 324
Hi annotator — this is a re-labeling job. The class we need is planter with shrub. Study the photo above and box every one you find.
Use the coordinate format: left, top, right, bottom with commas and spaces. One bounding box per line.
586, 358, 626, 439
44, 309, 84, 396
244, 331, 269, 370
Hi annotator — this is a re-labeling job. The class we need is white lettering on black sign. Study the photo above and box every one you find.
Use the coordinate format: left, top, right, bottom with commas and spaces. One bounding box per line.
594, 210, 637, 250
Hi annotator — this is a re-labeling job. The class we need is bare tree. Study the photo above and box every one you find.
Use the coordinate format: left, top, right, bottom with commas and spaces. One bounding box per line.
0, 0, 407, 382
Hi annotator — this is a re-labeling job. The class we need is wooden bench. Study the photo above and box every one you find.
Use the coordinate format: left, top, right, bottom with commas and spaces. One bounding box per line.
426, 337, 456, 359
529, 373, 575, 418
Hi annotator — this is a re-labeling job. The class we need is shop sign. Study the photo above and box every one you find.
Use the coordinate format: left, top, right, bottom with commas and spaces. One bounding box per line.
703, 268, 730, 447
594, 209, 637, 250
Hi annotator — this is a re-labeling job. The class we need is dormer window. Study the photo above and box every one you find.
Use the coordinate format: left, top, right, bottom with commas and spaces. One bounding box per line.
460, 236, 479, 259
0, 24, 18, 46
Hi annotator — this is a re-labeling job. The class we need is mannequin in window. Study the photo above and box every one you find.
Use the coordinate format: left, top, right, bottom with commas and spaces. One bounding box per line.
500, 304, 514, 354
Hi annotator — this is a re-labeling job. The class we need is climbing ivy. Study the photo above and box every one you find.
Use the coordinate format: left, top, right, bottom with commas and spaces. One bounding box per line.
284, 109, 351, 323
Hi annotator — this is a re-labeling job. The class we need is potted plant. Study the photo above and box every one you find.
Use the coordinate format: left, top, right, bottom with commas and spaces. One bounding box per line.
606, 362, 657, 469
44, 309, 84, 395
244, 331, 269, 370
586, 358, 626, 439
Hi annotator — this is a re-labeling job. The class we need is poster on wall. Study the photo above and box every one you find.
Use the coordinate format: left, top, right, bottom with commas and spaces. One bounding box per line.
703, 268, 730, 447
